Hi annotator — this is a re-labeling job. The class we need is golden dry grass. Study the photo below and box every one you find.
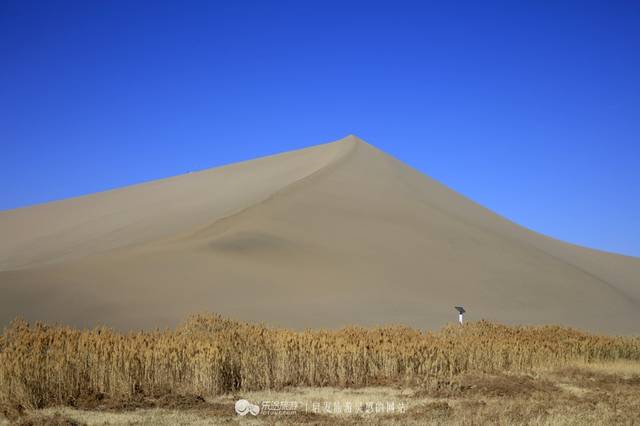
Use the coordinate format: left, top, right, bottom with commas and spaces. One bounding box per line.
6, 365, 640, 425
1, 313, 639, 415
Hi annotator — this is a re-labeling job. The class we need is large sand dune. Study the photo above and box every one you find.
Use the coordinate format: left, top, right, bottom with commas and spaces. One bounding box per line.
1, 136, 638, 333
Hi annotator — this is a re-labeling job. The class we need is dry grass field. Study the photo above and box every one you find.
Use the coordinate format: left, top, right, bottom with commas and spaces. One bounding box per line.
1, 314, 639, 425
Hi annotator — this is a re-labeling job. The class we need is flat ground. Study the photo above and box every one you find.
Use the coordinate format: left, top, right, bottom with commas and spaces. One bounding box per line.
5, 361, 639, 426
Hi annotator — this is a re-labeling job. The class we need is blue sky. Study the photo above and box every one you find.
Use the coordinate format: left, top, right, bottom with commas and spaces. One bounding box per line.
1, 1, 639, 256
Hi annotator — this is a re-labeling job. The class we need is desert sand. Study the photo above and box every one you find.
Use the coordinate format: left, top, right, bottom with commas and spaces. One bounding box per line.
0, 135, 638, 333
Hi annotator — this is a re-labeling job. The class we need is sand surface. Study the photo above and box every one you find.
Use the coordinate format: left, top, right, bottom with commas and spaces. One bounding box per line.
0, 136, 638, 333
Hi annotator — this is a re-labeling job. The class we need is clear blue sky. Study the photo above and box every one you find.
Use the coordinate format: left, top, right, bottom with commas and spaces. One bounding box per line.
1, 1, 639, 256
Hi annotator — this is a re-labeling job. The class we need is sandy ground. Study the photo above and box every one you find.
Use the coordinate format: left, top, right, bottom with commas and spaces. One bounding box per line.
0, 135, 639, 333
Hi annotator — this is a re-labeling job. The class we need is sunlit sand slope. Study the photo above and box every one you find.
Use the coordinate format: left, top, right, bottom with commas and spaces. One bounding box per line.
1, 136, 638, 333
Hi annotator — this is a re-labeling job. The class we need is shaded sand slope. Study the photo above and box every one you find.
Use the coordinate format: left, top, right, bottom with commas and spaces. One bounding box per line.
0, 136, 638, 333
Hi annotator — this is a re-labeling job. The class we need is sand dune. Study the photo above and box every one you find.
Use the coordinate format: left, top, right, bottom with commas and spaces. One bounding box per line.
0, 136, 638, 333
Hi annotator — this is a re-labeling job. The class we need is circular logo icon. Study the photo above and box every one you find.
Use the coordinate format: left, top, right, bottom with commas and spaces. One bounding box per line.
235, 399, 260, 416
